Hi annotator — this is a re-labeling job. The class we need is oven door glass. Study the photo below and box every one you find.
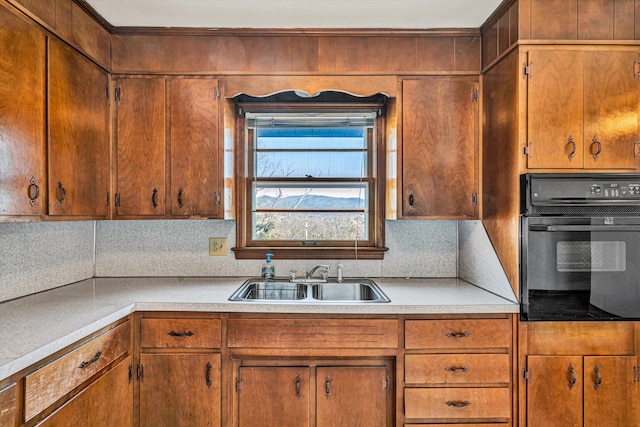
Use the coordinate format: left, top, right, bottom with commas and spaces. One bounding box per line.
522, 217, 640, 320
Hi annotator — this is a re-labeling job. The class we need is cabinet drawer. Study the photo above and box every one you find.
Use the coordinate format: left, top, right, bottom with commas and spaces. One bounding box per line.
24, 321, 131, 421
405, 354, 510, 385
405, 319, 510, 350
140, 318, 221, 349
228, 318, 398, 349
405, 387, 510, 421
0, 382, 17, 427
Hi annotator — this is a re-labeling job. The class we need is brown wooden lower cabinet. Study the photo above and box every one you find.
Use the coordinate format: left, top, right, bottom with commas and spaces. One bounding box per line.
0, 382, 17, 427
37, 356, 133, 427
235, 362, 392, 427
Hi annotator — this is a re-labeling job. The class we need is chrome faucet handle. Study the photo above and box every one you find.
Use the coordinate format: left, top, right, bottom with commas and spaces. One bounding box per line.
307, 264, 330, 279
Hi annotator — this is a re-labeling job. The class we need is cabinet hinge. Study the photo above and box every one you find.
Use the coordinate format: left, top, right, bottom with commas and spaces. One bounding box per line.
215, 192, 222, 205
471, 87, 478, 102
114, 193, 121, 207
471, 192, 478, 206
523, 142, 531, 157
137, 363, 144, 382
385, 370, 391, 392
114, 87, 121, 102
524, 62, 532, 78
634, 61, 640, 79
523, 367, 530, 382
634, 366, 640, 382
214, 87, 222, 100
236, 377, 242, 393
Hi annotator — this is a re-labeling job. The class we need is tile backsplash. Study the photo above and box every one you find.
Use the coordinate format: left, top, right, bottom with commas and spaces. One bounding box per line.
0, 218, 514, 303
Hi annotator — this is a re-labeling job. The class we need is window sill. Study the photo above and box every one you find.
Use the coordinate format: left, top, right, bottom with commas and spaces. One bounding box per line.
231, 246, 388, 260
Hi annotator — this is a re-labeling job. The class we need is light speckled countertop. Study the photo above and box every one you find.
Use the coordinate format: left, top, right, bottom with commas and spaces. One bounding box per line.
0, 276, 518, 381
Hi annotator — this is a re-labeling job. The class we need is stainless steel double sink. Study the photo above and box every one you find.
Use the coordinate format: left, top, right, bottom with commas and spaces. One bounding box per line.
229, 278, 390, 303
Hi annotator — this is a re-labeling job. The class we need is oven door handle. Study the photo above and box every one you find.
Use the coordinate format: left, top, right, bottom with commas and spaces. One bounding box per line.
529, 224, 640, 232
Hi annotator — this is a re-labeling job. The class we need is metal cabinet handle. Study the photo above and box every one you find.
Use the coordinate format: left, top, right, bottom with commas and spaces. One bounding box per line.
28, 177, 39, 206
591, 136, 602, 161
634, 141, 640, 159
325, 375, 332, 397
593, 365, 602, 391
205, 362, 212, 388
177, 187, 184, 208
151, 188, 158, 208
567, 135, 577, 161
168, 330, 194, 337
78, 351, 102, 369
568, 363, 577, 390
446, 331, 470, 338
56, 181, 66, 207
445, 366, 470, 374
446, 400, 471, 408
295, 374, 301, 398
408, 192, 415, 209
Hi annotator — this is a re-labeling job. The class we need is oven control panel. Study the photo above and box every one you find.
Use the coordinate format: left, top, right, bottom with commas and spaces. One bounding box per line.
590, 183, 640, 198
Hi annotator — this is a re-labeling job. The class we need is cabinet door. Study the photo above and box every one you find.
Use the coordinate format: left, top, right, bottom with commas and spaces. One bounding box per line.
38, 356, 133, 427
527, 355, 583, 427
583, 51, 640, 169
48, 39, 109, 216
0, 382, 17, 427
527, 50, 584, 169
583, 356, 638, 427
402, 77, 478, 218
316, 366, 388, 427
139, 353, 220, 427
237, 366, 310, 427
0, 6, 46, 215
115, 78, 166, 216
169, 79, 222, 217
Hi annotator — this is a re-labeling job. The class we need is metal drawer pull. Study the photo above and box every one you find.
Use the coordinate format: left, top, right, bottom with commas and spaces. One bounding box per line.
591, 136, 602, 161
295, 374, 301, 398
445, 366, 470, 373
177, 187, 184, 208
168, 330, 194, 337
446, 400, 471, 408
205, 362, 212, 388
325, 375, 332, 397
568, 363, 577, 390
78, 351, 102, 369
56, 181, 66, 207
445, 331, 470, 338
567, 135, 576, 161
151, 188, 158, 208
593, 365, 602, 391
28, 177, 39, 205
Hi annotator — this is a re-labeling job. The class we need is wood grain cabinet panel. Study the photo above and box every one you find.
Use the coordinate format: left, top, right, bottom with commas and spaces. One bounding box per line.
0, 6, 46, 216
526, 49, 640, 170
114, 78, 166, 217
140, 318, 221, 349
139, 353, 221, 427
402, 77, 478, 218
24, 321, 131, 421
37, 356, 133, 427
0, 383, 17, 427
169, 79, 222, 217
48, 38, 109, 217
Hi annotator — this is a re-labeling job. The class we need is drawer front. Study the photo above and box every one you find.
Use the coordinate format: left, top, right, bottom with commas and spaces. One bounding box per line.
228, 318, 398, 349
0, 382, 17, 427
405, 319, 510, 350
405, 424, 508, 427
140, 318, 221, 349
24, 320, 131, 421
405, 387, 510, 421
405, 354, 510, 385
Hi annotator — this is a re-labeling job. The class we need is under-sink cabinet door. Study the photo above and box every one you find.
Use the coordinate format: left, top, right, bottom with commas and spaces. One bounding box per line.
237, 366, 310, 427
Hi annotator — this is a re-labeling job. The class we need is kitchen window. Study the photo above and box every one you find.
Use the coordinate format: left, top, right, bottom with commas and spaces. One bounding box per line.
232, 91, 388, 259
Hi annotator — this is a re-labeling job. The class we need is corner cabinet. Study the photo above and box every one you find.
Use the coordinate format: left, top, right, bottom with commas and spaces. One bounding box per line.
0, 5, 46, 216
114, 77, 223, 219
48, 38, 109, 217
521, 321, 640, 427
525, 49, 640, 170
401, 77, 479, 219
136, 314, 222, 427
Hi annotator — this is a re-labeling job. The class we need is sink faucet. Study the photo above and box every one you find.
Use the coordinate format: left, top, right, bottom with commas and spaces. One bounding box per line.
307, 264, 329, 280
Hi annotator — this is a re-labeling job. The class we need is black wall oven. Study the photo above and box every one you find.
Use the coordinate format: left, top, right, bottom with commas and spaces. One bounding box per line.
520, 173, 640, 321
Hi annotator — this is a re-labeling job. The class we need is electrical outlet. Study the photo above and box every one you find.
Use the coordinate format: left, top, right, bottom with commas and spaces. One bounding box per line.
209, 238, 227, 256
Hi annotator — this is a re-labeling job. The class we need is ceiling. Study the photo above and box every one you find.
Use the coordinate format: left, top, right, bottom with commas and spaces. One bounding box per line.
85, 0, 504, 29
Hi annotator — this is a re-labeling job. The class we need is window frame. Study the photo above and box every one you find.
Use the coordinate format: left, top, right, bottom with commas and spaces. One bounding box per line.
232, 101, 388, 260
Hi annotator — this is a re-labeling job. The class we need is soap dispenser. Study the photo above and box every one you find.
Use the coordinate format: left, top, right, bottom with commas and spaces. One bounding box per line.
262, 253, 275, 279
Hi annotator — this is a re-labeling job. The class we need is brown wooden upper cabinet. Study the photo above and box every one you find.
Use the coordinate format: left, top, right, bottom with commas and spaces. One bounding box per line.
525, 49, 640, 170
401, 77, 478, 218
48, 38, 109, 217
0, 6, 46, 216
114, 77, 222, 218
